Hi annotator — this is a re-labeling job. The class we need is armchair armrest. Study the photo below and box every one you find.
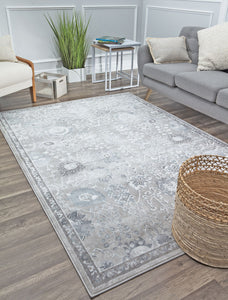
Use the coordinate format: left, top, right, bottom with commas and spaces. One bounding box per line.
16, 56, 36, 102
16, 56, 35, 74
137, 45, 153, 82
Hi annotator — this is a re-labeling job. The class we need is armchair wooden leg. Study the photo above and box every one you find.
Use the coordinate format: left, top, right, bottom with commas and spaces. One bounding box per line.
145, 89, 152, 101
30, 85, 36, 103
16, 56, 37, 103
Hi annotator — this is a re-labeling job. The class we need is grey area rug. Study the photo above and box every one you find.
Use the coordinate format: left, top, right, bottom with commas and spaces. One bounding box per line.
1, 93, 227, 297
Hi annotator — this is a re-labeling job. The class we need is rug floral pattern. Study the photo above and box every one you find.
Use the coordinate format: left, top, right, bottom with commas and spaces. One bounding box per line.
1, 93, 227, 296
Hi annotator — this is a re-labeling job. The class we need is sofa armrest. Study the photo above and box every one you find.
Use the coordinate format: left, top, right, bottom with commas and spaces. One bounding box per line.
138, 45, 153, 82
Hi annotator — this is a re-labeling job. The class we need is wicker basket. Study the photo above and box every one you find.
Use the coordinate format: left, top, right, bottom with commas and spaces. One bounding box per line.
172, 155, 228, 268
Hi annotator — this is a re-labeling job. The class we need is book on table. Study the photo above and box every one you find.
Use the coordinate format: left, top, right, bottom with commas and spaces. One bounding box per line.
96, 36, 125, 44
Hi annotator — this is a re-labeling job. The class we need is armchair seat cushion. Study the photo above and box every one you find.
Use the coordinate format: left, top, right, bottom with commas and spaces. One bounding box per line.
0, 61, 32, 90
216, 88, 228, 109
175, 71, 228, 102
143, 63, 197, 87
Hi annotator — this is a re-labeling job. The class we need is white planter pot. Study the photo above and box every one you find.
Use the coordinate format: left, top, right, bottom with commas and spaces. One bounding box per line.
62, 67, 86, 83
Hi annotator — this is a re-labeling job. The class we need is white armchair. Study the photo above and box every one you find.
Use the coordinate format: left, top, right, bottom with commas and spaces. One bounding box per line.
0, 36, 36, 103
0, 56, 36, 103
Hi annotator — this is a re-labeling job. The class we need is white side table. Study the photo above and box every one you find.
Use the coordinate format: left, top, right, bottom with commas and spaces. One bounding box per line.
91, 39, 141, 91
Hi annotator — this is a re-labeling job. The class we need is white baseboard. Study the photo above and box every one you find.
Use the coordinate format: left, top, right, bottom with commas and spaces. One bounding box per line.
86, 53, 138, 74
34, 68, 63, 75
34, 53, 138, 75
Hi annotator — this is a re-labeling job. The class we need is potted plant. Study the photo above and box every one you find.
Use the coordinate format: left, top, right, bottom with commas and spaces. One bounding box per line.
46, 11, 90, 83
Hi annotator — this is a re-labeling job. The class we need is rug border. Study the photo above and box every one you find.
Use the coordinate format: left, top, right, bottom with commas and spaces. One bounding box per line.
0, 92, 227, 297
0, 114, 97, 296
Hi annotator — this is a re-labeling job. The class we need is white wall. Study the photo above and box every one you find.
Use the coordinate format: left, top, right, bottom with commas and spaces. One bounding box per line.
0, 0, 227, 74
83, 0, 142, 74
142, 0, 226, 41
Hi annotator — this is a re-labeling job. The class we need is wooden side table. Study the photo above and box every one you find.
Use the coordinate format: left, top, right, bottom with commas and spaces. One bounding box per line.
91, 39, 141, 91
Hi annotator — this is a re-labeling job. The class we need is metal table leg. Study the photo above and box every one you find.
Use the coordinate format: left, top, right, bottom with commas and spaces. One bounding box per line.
120, 51, 123, 72
92, 46, 95, 83
130, 49, 134, 86
109, 48, 112, 91
116, 52, 119, 79
105, 52, 108, 90
92, 45, 106, 84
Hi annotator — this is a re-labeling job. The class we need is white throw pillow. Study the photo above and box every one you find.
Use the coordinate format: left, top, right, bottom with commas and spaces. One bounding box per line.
197, 23, 228, 71
0, 35, 17, 62
146, 36, 191, 64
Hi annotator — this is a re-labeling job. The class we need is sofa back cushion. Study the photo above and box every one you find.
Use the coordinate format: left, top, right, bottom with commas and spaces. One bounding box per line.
0, 35, 17, 62
146, 36, 191, 64
197, 23, 228, 71
179, 27, 204, 64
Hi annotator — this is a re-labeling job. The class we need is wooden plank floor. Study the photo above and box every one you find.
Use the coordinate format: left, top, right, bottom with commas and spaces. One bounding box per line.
0, 75, 228, 300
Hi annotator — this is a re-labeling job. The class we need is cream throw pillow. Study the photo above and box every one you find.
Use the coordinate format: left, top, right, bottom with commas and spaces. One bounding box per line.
0, 35, 17, 62
146, 36, 191, 64
197, 23, 228, 71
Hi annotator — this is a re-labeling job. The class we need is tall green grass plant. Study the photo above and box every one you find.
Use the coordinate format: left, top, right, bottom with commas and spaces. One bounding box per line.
46, 11, 90, 69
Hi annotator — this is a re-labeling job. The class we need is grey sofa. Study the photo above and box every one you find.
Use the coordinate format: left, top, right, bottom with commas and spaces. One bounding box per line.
138, 26, 228, 124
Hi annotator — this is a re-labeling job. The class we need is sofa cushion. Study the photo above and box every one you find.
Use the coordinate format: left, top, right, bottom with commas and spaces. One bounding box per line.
216, 89, 228, 109
175, 71, 228, 102
0, 61, 32, 90
197, 23, 228, 71
143, 63, 197, 87
146, 36, 191, 64
0, 35, 17, 62
179, 27, 204, 65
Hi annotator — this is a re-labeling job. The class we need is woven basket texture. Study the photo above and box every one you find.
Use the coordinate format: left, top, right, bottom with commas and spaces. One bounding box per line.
172, 155, 228, 268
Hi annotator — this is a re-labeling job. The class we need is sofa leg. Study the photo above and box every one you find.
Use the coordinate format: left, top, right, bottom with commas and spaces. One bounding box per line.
30, 85, 36, 103
145, 89, 152, 101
